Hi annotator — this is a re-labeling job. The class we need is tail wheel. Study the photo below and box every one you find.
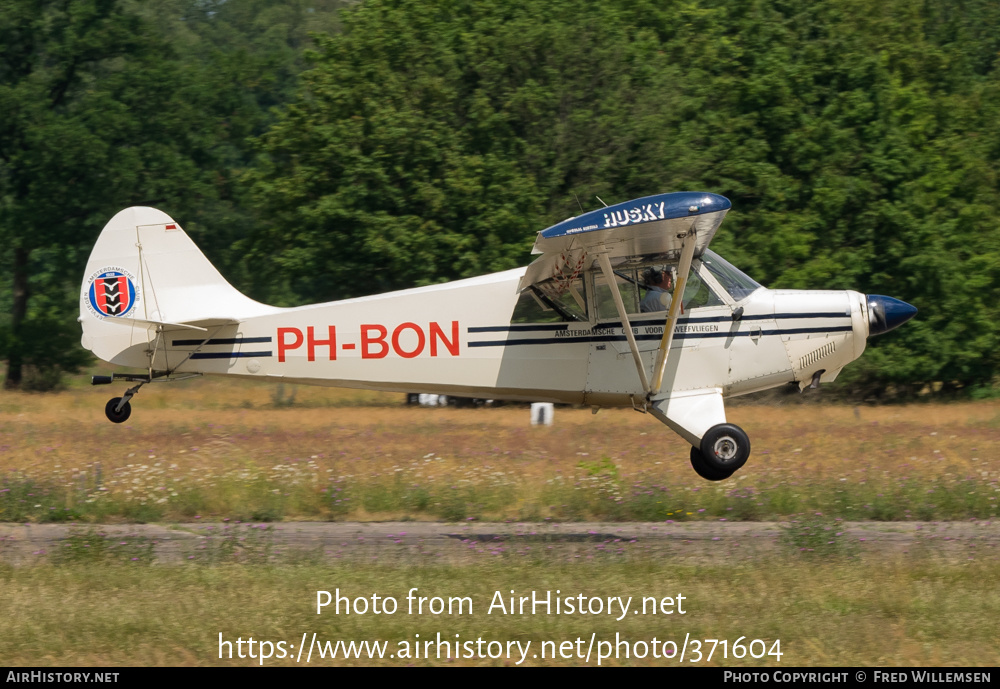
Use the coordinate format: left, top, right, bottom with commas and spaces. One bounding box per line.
699, 423, 750, 474
690, 447, 735, 481
105, 397, 132, 424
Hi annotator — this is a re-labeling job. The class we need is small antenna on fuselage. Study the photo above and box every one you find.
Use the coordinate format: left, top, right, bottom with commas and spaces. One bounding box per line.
595, 196, 608, 208
573, 193, 584, 213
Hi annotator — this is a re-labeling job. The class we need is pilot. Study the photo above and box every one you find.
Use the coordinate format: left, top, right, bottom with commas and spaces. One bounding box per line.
640, 266, 673, 312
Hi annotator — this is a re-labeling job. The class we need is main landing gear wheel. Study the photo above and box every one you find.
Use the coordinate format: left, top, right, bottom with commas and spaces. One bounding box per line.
699, 423, 751, 474
690, 447, 735, 481
105, 397, 132, 424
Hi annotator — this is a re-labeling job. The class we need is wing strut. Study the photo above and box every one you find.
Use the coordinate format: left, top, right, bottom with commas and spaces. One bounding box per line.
596, 251, 651, 395
651, 226, 698, 395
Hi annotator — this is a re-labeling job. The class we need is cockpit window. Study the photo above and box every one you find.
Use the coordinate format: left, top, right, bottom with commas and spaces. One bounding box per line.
512, 276, 587, 322
593, 269, 640, 319
624, 261, 724, 317
700, 249, 762, 301
514, 252, 752, 324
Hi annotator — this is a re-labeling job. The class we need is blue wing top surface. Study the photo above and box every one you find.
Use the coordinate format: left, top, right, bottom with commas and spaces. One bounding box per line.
521, 192, 731, 290
538, 192, 730, 242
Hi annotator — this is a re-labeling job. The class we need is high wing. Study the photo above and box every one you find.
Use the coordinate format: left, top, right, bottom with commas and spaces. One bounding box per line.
518, 191, 732, 400
518, 191, 730, 291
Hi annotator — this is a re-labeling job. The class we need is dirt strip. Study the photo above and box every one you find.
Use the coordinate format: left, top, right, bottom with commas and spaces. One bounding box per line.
1, 520, 997, 565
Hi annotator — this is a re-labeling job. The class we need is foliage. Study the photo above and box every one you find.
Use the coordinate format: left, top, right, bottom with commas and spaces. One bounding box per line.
2, 0, 1000, 393
245, 0, 1000, 395
0, 0, 343, 388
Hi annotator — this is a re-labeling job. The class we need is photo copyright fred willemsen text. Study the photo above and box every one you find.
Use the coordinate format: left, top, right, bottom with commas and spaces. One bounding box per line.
217, 588, 783, 664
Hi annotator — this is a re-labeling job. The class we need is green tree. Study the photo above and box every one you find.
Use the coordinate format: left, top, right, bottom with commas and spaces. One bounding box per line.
140, 0, 348, 285
0, 0, 160, 388
674, 0, 1000, 394
248, 0, 1000, 395
0, 0, 345, 389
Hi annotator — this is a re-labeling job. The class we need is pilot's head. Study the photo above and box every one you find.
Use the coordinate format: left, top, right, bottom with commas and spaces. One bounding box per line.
645, 266, 673, 289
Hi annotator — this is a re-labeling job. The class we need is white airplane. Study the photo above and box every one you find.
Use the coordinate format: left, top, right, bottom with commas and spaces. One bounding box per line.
79, 192, 916, 480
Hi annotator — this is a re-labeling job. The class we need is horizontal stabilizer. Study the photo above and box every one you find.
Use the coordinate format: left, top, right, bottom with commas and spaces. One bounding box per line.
79, 316, 240, 332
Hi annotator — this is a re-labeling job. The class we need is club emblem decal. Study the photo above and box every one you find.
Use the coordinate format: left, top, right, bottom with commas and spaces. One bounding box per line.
85, 268, 139, 318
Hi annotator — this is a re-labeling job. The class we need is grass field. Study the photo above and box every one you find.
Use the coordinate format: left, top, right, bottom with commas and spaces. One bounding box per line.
2, 555, 998, 666
2, 379, 998, 666
1, 378, 998, 523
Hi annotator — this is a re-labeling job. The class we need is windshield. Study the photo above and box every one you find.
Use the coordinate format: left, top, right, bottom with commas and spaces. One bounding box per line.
700, 249, 762, 301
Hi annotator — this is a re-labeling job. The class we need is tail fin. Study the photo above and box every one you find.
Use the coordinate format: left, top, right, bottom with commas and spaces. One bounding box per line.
80, 207, 275, 366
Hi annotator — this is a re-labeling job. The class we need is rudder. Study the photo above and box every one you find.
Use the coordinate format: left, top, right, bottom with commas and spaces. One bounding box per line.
80, 207, 274, 366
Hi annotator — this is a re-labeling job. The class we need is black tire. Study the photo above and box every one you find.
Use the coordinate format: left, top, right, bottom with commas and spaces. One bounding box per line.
105, 397, 132, 424
699, 423, 750, 474
689, 447, 735, 481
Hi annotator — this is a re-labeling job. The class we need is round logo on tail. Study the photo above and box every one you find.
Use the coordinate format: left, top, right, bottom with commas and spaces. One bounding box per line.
84, 268, 139, 318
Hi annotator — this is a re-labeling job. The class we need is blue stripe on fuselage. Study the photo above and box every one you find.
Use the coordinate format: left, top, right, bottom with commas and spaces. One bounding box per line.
189, 351, 273, 359
467, 313, 852, 348
467, 326, 852, 348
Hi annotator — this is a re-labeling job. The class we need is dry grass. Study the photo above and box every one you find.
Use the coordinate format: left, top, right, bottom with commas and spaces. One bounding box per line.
1, 377, 998, 522
3, 379, 999, 667
1, 555, 997, 666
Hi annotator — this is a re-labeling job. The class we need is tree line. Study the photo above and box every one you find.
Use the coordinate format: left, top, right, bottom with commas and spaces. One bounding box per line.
2, 0, 999, 397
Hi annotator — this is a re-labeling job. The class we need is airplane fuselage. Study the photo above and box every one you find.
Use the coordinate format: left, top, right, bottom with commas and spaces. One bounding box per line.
100, 265, 869, 407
